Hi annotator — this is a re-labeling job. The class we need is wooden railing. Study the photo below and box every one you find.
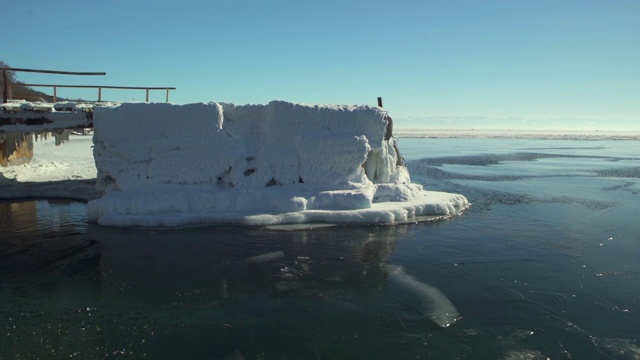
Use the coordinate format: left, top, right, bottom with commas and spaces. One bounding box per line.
13, 83, 176, 103
2, 67, 175, 103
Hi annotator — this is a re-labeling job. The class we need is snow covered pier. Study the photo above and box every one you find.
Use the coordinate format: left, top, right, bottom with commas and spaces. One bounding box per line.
1, 101, 94, 132
87, 100, 470, 228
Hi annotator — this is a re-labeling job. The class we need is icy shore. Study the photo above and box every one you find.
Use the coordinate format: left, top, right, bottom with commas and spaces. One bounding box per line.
87, 101, 469, 227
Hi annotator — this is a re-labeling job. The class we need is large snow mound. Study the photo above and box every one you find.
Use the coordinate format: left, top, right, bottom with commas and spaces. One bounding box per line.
88, 101, 469, 228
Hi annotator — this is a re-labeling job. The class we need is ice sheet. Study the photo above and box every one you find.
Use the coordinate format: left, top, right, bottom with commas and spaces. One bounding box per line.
86, 100, 469, 227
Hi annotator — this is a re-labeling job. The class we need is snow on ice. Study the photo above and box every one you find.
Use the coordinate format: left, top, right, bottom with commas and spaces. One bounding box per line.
87, 100, 469, 228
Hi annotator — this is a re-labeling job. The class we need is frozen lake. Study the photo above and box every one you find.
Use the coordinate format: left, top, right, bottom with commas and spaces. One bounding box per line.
1, 137, 639, 359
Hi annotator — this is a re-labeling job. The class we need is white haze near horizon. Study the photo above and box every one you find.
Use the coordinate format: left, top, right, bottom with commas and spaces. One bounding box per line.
394, 115, 638, 132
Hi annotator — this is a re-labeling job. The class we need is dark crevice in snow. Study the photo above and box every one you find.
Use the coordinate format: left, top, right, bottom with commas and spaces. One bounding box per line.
216, 167, 234, 188
266, 178, 279, 187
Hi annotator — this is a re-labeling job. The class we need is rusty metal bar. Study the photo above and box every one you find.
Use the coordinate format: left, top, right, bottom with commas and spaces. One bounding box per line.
19, 84, 176, 90
2, 67, 106, 76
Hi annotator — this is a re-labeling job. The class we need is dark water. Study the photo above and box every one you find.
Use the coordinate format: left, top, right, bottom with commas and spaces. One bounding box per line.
1, 138, 639, 359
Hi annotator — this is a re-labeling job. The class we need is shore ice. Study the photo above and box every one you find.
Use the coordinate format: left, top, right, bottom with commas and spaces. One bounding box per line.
86, 100, 469, 228
0, 132, 100, 201
0, 100, 469, 227
0, 133, 97, 183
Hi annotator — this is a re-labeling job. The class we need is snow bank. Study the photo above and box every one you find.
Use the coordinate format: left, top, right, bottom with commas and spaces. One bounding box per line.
88, 101, 469, 228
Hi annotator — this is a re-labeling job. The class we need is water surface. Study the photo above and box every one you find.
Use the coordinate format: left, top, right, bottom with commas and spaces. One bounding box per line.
1, 138, 639, 359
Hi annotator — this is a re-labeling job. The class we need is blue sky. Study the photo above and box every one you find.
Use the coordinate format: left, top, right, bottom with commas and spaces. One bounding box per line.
3, 0, 639, 129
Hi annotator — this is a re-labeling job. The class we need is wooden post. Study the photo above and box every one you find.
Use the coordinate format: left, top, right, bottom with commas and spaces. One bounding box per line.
2, 69, 8, 103
145, 89, 150, 102
377, 97, 383, 108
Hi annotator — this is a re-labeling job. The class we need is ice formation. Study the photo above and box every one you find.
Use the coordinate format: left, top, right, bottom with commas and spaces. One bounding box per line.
87, 100, 469, 227
386, 264, 461, 328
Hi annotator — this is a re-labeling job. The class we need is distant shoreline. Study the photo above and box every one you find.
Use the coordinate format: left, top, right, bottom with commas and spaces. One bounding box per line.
394, 128, 640, 140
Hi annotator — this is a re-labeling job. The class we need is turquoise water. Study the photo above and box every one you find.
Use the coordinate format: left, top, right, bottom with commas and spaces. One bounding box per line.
1, 138, 639, 359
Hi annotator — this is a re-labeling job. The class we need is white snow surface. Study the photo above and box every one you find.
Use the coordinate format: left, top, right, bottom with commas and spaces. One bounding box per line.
87, 100, 468, 228
1, 134, 96, 183
0, 134, 99, 201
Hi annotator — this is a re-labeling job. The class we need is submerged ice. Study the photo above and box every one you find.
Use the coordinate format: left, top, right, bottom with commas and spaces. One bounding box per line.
386, 265, 461, 328
87, 100, 469, 227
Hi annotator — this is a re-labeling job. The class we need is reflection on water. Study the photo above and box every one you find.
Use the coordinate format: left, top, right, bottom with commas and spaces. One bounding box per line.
2, 199, 435, 359
0, 200, 37, 233
3, 198, 638, 359
0, 200, 96, 286
2, 138, 640, 359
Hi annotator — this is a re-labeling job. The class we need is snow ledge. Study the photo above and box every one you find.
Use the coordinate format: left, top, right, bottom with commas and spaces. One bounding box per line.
87, 100, 469, 228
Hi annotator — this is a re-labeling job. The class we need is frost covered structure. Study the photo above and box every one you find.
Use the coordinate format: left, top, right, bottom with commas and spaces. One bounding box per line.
88, 101, 469, 227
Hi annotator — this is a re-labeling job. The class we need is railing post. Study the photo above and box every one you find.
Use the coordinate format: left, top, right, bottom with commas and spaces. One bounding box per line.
145, 89, 149, 102
53, 86, 57, 102
166, 89, 169, 102
377, 97, 383, 108
98, 87, 102, 102
2, 69, 8, 103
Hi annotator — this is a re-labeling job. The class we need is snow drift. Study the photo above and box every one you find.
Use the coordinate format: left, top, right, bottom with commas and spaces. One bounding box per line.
87, 100, 468, 227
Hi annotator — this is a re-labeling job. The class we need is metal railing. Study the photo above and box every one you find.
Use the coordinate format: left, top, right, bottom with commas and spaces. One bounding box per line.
13, 83, 176, 103
2, 67, 175, 103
